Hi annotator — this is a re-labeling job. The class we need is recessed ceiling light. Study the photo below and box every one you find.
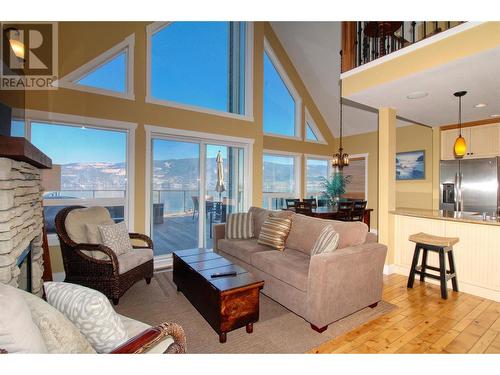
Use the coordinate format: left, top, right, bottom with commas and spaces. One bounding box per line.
491, 114, 500, 118
406, 91, 428, 99
474, 103, 487, 108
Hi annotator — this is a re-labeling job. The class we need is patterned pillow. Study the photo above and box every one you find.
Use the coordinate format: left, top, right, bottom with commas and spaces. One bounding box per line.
22, 290, 95, 353
257, 215, 292, 251
98, 221, 133, 256
226, 212, 254, 239
311, 225, 340, 256
44, 282, 128, 353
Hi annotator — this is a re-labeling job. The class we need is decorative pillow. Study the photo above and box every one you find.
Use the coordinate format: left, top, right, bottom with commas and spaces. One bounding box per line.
226, 212, 254, 239
257, 215, 292, 251
86, 218, 115, 244
310, 225, 340, 256
21, 289, 95, 354
44, 282, 128, 353
98, 221, 133, 256
0, 283, 48, 353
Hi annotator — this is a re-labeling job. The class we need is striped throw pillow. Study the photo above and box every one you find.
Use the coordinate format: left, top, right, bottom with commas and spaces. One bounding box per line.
311, 225, 340, 256
257, 215, 292, 251
226, 212, 254, 239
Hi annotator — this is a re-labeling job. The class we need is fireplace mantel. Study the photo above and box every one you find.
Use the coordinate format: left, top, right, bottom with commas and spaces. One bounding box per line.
0, 136, 52, 169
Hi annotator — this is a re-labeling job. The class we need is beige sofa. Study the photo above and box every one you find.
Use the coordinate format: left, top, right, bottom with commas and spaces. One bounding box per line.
213, 206, 387, 332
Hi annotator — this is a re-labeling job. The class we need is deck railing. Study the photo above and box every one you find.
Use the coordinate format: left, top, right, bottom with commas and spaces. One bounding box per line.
342, 21, 464, 72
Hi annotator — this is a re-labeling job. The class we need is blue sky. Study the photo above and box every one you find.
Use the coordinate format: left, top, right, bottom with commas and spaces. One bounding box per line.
32, 22, 296, 164
153, 139, 228, 161
31, 123, 126, 164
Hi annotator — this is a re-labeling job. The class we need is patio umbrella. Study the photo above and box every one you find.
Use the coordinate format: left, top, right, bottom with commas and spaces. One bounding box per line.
215, 150, 226, 201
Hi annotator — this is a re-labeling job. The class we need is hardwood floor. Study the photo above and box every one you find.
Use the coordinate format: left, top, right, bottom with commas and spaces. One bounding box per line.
309, 274, 500, 354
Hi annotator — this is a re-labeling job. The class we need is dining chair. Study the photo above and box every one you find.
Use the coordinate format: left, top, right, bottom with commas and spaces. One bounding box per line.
337, 201, 355, 221
351, 200, 367, 222
295, 201, 313, 215
302, 198, 317, 208
285, 198, 300, 209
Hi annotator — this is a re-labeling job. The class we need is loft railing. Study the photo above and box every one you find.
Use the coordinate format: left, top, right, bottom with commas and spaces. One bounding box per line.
341, 21, 464, 72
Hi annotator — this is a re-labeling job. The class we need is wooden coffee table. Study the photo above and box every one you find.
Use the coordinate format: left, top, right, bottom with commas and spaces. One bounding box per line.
172, 248, 264, 343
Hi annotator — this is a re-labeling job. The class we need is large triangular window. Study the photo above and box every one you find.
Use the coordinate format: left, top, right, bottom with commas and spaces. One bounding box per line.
305, 109, 326, 144
57, 34, 134, 99
76, 51, 126, 93
263, 40, 301, 138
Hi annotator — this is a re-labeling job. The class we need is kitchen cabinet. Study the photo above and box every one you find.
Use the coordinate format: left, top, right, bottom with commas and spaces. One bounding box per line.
441, 123, 500, 160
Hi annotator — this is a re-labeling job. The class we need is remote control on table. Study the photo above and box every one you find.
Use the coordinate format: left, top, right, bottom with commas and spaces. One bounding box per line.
211, 271, 237, 278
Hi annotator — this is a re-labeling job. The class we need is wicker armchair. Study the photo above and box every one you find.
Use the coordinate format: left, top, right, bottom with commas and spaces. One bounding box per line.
55, 206, 154, 305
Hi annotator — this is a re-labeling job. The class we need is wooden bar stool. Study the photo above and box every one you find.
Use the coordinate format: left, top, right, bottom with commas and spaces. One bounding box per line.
407, 232, 459, 299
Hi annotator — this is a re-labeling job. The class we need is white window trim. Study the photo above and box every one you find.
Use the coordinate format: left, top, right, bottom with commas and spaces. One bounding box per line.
21, 109, 136, 246
144, 124, 254, 259
55, 34, 135, 101
304, 154, 333, 197
263, 38, 302, 140
145, 22, 254, 122
263, 149, 302, 203
304, 108, 327, 145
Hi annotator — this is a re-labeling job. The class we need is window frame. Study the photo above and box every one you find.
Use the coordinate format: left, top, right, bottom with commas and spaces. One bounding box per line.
304, 154, 333, 198
17, 109, 136, 246
262, 150, 301, 208
145, 22, 254, 122
263, 38, 302, 141
304, 108, 327, 144
56, 34, 135, 100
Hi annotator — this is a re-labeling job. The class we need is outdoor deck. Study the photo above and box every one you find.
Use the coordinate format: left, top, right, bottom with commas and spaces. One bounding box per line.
152, 213, 216, 255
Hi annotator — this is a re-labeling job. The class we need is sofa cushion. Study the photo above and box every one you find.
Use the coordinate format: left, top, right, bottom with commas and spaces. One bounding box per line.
226, 212, 254, 239
286, 214, 368, 256
118, 249, 154, 274
0, 283, 48, 353
251, 248, 310, 292
248, 206, 293, 238
218, 238, 273, 264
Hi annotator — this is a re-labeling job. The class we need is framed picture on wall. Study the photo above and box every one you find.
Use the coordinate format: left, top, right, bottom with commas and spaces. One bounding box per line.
396, 150, 425, 180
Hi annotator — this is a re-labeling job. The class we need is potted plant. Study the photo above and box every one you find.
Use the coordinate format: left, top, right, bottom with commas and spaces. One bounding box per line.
320, 172, 351, 207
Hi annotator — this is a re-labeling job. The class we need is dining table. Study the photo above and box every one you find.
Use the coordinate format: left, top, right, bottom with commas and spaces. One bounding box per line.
284, 206, 373, 228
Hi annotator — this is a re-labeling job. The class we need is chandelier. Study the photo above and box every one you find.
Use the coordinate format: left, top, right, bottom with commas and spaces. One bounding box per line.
332, 50, 349, 170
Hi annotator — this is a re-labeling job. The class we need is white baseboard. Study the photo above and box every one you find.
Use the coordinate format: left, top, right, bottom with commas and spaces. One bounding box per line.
370, 229, 378, 235
383, 264, 396, 275
154, 257, 173, 270
391, 264, 500, 302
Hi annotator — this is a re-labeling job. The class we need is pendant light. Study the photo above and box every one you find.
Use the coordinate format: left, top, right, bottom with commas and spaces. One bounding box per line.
332, 50, 350, 170
453, 91, 467, 158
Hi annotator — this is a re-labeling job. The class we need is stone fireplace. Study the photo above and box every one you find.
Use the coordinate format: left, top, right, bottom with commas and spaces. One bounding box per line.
0, 136, 52, 296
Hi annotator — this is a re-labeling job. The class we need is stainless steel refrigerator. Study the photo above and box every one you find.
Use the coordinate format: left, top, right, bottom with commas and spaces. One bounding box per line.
440, 157, 499, 215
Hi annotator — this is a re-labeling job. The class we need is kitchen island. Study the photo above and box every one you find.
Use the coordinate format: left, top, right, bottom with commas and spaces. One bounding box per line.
391, 208, 500, 301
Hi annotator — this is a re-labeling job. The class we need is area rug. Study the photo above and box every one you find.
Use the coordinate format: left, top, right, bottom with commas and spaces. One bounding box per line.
114, 270, 396, 353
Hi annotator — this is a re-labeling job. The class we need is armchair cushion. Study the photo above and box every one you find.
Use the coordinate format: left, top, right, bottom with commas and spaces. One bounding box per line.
65, 206, 113, 244
0, 283, 47, 353
44, 282, 128, 353
118, 248, 154, 274
98, 221, 133, 256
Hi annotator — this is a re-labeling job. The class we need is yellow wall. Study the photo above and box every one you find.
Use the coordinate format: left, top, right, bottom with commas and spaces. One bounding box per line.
396, 125, 433, 209
343, 22, 500, 96
338, 124, 435, 230
1, 22, 337, 274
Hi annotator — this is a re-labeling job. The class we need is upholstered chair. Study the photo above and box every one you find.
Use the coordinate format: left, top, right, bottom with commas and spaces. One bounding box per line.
55, 206, 154, 305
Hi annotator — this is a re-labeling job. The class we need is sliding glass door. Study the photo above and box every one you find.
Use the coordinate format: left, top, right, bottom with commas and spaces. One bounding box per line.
151, 139, 200, 256
150, 137, 247, 257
